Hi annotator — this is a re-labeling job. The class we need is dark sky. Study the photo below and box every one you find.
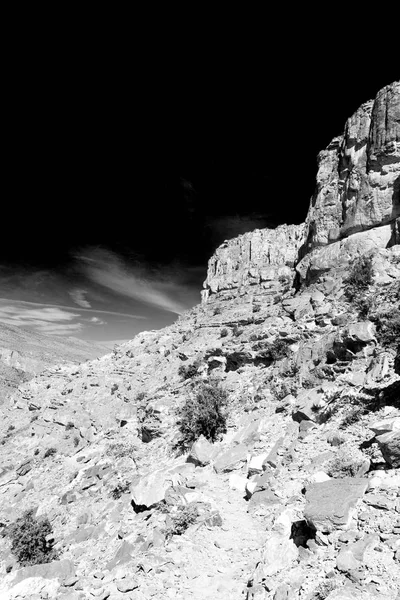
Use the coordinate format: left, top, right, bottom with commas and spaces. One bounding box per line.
1, 37, 398, 340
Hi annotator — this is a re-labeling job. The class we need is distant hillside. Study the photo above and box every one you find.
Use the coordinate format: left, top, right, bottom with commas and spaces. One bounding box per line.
0, 322, 109, 401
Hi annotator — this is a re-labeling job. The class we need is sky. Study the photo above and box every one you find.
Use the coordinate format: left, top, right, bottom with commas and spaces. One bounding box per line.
2, 38, 398, 341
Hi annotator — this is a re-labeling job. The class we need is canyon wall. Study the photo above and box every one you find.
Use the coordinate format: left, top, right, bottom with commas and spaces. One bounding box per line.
202, 81, 399, 299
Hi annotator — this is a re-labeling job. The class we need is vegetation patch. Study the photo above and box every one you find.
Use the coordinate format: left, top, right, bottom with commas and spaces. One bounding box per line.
4, 509, 58, 567
327, 450, 367, 478
178, 359, 201, 380
373, 308, 400, 349
344, 255, 374, 303
165, 504, 199, 538
176, 381, 228, 450
43, 447, 57, 459
111, 481, 131, 499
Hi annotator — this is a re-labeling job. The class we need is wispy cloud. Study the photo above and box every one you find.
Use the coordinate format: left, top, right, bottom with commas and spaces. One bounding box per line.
76, 248, 200, 315
69, 288, 91, 308
0, 304, 83, 336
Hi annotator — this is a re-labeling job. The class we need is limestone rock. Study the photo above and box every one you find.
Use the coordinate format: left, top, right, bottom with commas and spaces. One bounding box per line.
187, 435, 217, 466
131, 462, 195, 509
213, 444, 248, 473
202, 224, 304, 298
304, 478, 368, 533
302, 81, 399, 253
369, 417, 400, 436
376, 431, 400, 468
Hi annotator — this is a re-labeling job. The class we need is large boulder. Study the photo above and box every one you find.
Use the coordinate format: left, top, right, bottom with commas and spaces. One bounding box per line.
376, 431, 400, 468
304, 478, 368, 533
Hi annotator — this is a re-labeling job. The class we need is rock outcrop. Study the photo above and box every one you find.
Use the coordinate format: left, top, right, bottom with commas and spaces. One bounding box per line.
302, 81, 399, 251
202, 81, 399, 299
201, 224, 304, 301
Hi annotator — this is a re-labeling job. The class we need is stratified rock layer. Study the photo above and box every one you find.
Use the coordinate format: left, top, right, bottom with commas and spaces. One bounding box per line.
202, 81, 399, 299
202, 224, 304, 300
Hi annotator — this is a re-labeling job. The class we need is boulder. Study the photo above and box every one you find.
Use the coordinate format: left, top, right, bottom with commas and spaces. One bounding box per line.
187, 435, 218, 466
11, 559, 75, 585
131, 462, 195, 509
213, 444, 248, 473
369, 417, 400, 436
304, 478, 368, 533
376, 431, 400, 468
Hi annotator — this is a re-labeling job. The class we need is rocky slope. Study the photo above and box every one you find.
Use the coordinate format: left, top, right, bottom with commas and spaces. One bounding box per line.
0, 323, 109, 403
0, 82, 399, 600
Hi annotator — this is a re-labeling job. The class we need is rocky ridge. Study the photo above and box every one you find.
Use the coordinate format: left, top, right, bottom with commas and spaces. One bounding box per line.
0, 323, 109, 403
0, 82, 399, 600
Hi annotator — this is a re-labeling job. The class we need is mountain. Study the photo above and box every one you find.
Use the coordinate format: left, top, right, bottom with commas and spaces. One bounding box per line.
0, 323, 109, 403
0, 82, 399, 600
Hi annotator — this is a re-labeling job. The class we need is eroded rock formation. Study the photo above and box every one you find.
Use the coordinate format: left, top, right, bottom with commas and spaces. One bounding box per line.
203, 81, 399, 299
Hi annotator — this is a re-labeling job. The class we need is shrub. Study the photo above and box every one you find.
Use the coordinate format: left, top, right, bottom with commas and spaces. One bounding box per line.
232, 325, 243, 337
254, 338, 290, 363
395, 345, 400, 375
106, 442, 136, 460
213, 306, 222, 316
345, 255, 374, 302
165, 504, 199, 538
73, 436, 80, 447
220, 328, 229, 338
178, 361, 200, 380
111, 481, 131, 499
373, 309, 400, 349
311, 580, 337, 600
252, 304, 261, 313
327, 450, 366, 478
6, 509, 58, 566
176, 381, 228, 449
65, 421, 74, 431
44, 448, 57, 458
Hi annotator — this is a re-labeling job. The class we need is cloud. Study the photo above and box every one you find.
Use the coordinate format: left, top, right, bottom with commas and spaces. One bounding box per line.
89, 316, 106, 325
69, 289, 91, 308
0, 303, 83, 336
76, 248, 200, 315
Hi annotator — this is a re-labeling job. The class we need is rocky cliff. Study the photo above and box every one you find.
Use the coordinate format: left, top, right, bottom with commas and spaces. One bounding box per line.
0, 83, 399, 600
203, 81, 399, 298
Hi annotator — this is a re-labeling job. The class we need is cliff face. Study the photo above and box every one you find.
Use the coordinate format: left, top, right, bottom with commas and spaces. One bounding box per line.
303, 81, 399, 251
201, 224, 304, 301
203, 81, 399, 298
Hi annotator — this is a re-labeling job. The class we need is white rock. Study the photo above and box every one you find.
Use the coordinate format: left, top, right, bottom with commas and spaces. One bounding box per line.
308, 471, 331, 484
247, 453, 268, 475
229, 473, 248, 492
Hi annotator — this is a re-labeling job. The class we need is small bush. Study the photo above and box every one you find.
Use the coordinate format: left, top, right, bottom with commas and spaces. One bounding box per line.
345, 255, 374, 302
252, 304, 261, 313
165, 504, 199, 538
65, 421, 74, 431
220, 328, 229, 338
373, 309, 400, 349
311, 580, 337, 600
178, 362, 200, 380
213, 306, 222, 316
106, 442, 136, 459
232, 325, 243, 337
135, 391, 147, 403
111, 481, 131, 499
73, 436, 80, 447
327, 451, 366, 478
6, 510, 58, 567
44, 448, 57, 458
176, 381, 228, 449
